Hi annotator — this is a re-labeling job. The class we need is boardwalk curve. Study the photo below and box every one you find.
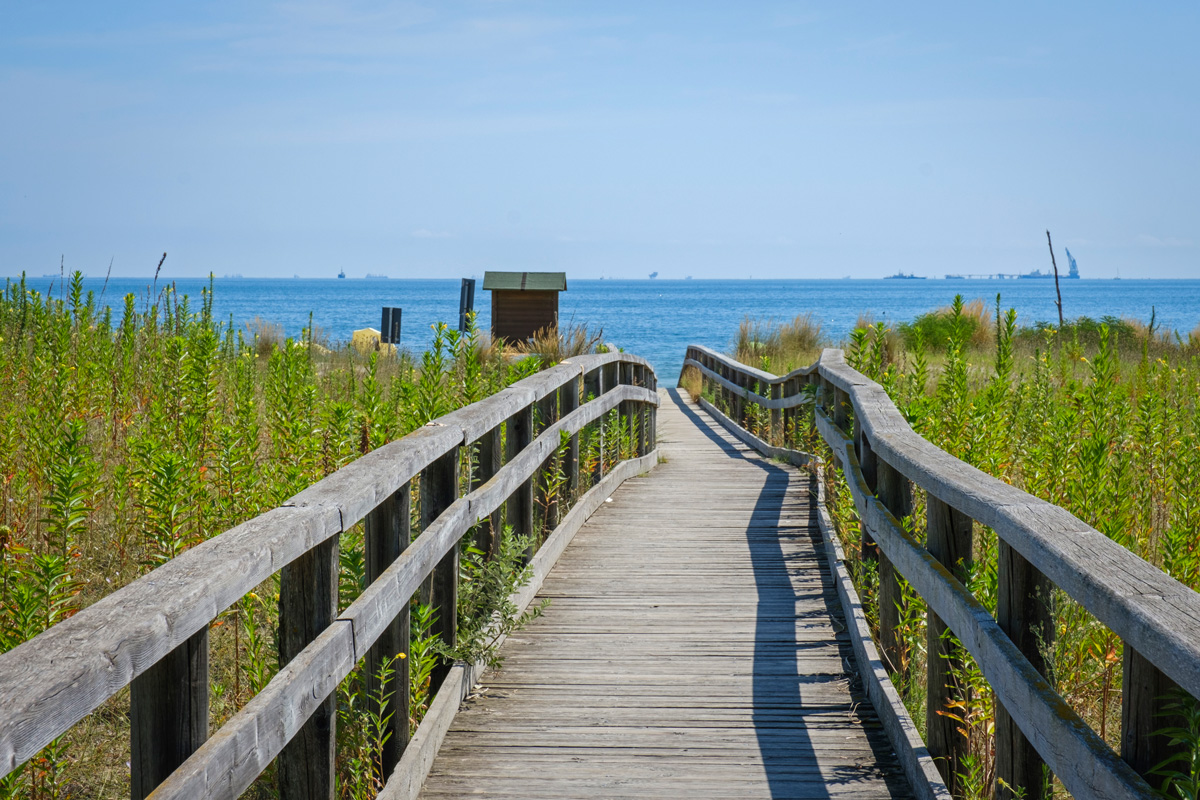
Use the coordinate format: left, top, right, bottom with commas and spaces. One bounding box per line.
416, 390, 912, 799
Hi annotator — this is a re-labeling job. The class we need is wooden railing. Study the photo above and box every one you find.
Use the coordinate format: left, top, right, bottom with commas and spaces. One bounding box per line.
683, 344, 1200, 800
0, 353, 658, 800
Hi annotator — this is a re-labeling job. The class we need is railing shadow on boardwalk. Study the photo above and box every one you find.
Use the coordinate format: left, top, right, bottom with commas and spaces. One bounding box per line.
674, 395, 907, 798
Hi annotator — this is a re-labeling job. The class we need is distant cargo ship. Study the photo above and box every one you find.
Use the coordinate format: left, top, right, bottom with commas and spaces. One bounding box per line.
884, 271, 926, 280
1021, 250, 1080, 279
337, 270, 346, 279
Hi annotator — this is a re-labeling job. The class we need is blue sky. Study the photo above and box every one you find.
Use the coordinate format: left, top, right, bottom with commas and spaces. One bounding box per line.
3, 2, 1198, 279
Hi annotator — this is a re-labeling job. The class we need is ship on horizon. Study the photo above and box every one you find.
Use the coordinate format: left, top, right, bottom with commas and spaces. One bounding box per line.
884, 271, 926, 280
1019, 250, 1080, 279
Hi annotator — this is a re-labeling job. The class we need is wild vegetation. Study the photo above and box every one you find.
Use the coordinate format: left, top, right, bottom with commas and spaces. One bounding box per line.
0, 272, 634, 799
701, 297, 1200, 799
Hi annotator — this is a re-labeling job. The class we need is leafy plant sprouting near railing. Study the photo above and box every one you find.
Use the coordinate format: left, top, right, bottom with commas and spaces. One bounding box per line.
777, 292, 1200, 797
436, 526, 548, 671
1, 271, 620, 799
340, 655, 398, 800
408, 602, 440, 732
1151, 690, 1200, 800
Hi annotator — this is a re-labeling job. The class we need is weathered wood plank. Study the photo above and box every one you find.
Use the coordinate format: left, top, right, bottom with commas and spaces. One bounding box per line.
423, 449, 460, 694
278, 536, 339, 800
131, 629, 209, 800
924, 494, 972, 794
415, 389, 912, 800
819, 415, 1156, 800
365, 482, 412, 780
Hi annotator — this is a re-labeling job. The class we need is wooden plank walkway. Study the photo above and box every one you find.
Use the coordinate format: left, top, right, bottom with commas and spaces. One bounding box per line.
418, 389, 913, 799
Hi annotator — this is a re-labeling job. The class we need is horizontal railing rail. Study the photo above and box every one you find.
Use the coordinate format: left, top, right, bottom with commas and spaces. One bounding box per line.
682, 344, 1200, 800
0, 352, 658, 800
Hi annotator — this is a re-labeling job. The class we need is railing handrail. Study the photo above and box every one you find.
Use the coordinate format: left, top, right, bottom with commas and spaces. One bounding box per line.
0, 352, 657, 794
682, 343, 1200, 800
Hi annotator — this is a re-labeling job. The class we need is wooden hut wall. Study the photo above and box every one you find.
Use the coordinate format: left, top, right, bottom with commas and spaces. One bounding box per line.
491, 290, 559, 343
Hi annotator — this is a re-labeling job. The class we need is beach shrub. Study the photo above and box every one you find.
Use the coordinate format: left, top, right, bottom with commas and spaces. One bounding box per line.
733, 312, 826, 372
0, 271, 611, 799
819, 294, 1200, 796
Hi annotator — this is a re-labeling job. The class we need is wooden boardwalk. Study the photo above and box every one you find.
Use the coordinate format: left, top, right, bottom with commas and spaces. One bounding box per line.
419, 389, 913, 799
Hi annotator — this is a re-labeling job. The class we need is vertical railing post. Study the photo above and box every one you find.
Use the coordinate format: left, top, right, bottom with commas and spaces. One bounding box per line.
365, 481, 412, 781
563, 372, 581, 502
472, 424, 503, 559
770, 381, 782, 446
1122, 647, 1188, 792
278, 535, 339, 800
832, 386, 849, 432
535, 389, 560, 535
635, 364, 649, 456
925, 494, 973, 793
855, 426, 878, 494
130, 630, 209, 800
646, 365, 657, 452
808, 375, 821, 444
604, 362, 619, 471
585, 367, 605, 483
996, 542, 1054, 800
733, 370, 745, 426
618, 360, 633, 460
780, 377, 793, 445
507, 404, 535, 554
423, 446, 461, 693
874, 458, 911, 676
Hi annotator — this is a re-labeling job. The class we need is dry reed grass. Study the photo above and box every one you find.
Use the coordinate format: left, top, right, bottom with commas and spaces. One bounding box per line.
733, 313, 826, 372
515, 321, 605, 363
679, 365, 703, 402
246, 315, 284, 357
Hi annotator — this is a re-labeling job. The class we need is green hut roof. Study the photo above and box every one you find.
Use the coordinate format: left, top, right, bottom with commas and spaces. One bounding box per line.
482, 271, 567, 292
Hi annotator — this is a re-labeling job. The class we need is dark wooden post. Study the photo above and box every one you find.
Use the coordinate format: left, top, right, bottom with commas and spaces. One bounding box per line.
855, 425, 881, 574
563, 373, 581, 503
875, 459, 911, 676
925, 494, 973, 793
855, 424, 878, 494
422, 447, 460, 693
278, 536, 339, 800
646, 366, 657, 451
1121, 647, 1188, 792
130, 629, 209, 800
770, 382, 782, 446
535, 389, 560, 535
584, 367, 604, 483
833, 386, 849, 433
733, 371, 745, 426
635, 365, 649, 457
780, 378, 794, 444
472, 425, 503, 559
996, 542, 1054, 800
604, 362, 619, 471
619, 361, 633, 459
507, 405, 535, 551
365, 482, 411, 781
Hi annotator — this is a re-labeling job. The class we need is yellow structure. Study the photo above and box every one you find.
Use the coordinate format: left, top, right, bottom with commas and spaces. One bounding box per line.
351, 327, 397, 356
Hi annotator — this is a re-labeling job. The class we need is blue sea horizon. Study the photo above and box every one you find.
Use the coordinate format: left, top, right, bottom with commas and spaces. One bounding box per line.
7, 275, 1199, 383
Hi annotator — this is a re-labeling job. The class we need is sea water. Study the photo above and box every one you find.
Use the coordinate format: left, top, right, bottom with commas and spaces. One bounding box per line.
13, 275, 1200, 383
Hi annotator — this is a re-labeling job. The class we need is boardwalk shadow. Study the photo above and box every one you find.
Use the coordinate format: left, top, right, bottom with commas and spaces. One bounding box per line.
672, 392, 909, 799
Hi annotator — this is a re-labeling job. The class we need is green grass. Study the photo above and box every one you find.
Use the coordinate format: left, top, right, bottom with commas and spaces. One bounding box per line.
0, 271, 625, 799
716, 295, 1200, 798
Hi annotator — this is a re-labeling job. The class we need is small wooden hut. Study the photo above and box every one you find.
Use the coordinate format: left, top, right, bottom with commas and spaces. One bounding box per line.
483, 271, 567, 344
